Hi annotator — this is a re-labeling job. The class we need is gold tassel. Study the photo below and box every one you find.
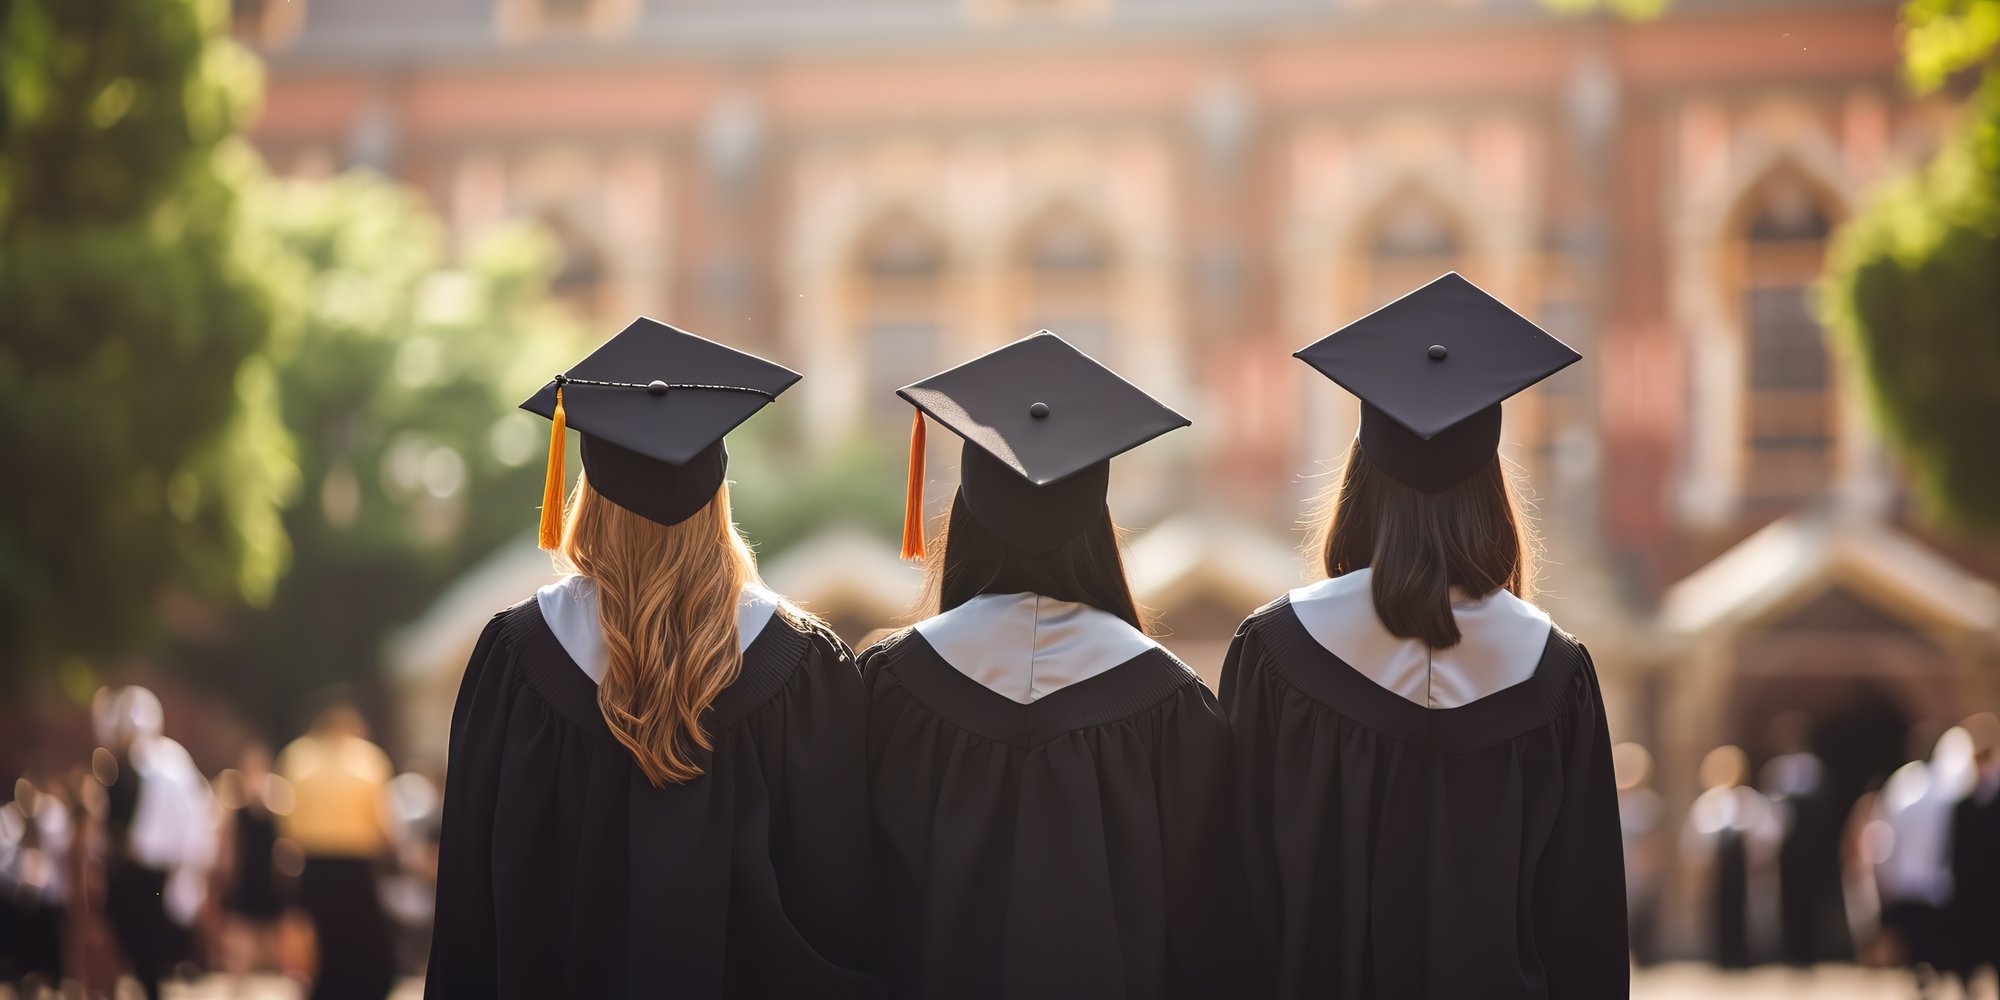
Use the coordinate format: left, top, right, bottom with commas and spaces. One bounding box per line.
900, 408, 927, 560
538, 386, 567, 551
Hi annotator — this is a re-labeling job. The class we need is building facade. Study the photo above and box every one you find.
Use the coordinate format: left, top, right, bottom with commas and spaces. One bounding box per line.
245, 0, 1998, 957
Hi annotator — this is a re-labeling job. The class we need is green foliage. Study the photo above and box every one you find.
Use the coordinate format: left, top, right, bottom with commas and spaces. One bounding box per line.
1821, 77, 2000, 538
0, 0, 293, 690
1536, 0, 1668, 21
1902, 0, 2000, 93
729, 425, 906, 558
170, 172, 586, 733
1820, 0, 2000, 538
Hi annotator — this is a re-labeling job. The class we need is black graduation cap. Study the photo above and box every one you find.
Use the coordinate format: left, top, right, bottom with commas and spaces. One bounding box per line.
522, 318, 799, 540
1294, 272, 1579, 493
896, 332, 1190, 557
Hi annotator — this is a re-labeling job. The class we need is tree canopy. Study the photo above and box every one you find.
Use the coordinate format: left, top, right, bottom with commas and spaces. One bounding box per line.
0, 0, 294, 692
1822, 1, 2000, 538
170, 172, 586, 737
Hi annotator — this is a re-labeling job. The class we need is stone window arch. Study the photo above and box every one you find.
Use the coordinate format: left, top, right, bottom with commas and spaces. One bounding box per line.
1010, 202, 1118, 360
850, 208, 950, 426
1352, 183, 1467, 309
536, 207, 608, 316
230, 0, 306, 47
497, 0, 638, 38
1726, 166, 1841, 510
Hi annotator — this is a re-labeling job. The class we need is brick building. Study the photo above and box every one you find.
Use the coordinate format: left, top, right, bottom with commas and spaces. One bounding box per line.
240, 0, 1999, 956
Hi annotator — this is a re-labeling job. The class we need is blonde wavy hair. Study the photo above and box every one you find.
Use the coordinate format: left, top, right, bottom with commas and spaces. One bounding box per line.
553, 472, 763, 787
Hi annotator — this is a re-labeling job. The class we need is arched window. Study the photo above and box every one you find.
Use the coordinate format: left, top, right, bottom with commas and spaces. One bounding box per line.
539, 0, 597, 29
230, 0, 305, 46
853, 209, 948, 424
1356, 186, 1464, 308
1012, 204, 1116, 359
496, 0, 636, 38
1525, 253, 1588, 488
1732, 169, 1837, 508
537, 208, 607, 316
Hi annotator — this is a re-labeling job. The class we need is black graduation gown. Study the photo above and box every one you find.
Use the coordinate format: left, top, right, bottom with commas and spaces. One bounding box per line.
1774, 774, 1852, 965
426, 598, 880, 999
1951, 787, 2000, 971
1710, 826, 1752, 969
860, 628, 1250, 999
1220, 598, 1629, 1000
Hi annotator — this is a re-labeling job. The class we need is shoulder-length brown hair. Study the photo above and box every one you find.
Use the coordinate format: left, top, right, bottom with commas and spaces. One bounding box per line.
1305, 439, 1536, 649
554, 472, 765, 787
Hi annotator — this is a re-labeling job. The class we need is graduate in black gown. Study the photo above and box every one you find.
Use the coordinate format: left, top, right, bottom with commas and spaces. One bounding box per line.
1221, 273, 1628, 1000
1950, 714, 2000, 985
1763, 714, 1852, 967
427, 320, 878, 999
861, 332, 1248, 999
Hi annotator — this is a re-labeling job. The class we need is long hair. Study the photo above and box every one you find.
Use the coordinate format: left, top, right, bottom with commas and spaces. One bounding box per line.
554, 471, 760, 787
1306, 439, 1535, 649
920, 490, 1146, 632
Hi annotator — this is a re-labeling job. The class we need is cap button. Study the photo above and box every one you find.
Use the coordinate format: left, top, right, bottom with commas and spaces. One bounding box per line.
646, 379, 671, 396
1028, 401, 1051, 419
1427, 344, 1448, 361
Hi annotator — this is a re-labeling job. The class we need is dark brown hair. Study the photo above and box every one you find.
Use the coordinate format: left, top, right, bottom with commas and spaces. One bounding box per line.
921, 491, 1145, 631
1309, 439, 1534, 649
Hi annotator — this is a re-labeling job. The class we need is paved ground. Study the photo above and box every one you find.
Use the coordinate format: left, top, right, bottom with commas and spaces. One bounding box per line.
1632, 963, 1994, 1000
5, 965, 1989, 998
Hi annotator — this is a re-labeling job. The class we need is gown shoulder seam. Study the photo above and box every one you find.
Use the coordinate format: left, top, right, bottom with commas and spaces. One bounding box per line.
1246, 598, 1589, 754
875, 638, 1203, 749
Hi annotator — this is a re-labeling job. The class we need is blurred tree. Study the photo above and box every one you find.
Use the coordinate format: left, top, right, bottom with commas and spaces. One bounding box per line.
171, 172, 585, 738
729, 427, 905, 557
1822, 1, 2000, 537
1537, 0, 1667, 20
0, 0, 295, 692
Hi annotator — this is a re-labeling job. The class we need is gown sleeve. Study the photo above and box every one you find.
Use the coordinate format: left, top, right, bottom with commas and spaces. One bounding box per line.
425, 612, 514, 998
1533, 644, 1631, 999
750, 624, 881, 992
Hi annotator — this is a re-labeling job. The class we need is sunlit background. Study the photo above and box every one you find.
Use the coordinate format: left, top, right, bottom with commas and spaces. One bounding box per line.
4, 0, 1999, 995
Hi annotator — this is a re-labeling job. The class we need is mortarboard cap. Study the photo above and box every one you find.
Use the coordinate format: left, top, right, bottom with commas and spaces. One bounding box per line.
1294, 272, 1579, 493
896, 332, 1190, 557
522, 318, 799, 540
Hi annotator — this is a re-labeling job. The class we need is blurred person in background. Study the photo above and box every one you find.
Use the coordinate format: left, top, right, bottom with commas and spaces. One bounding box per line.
379, 769, 442, 975
277, 694, 396, 1000
1222, 276, 1627, 999
1950, 713, 2000, 995
214, 742, 293, 984
428, 324, 877, 998
92, 685, 218, 1000
1875, 725, 1976, 998
1, 775, 72, 994
1682, 744, 1780, 970
1844, 788, 1892, 966
1615, 742, 1667, 967
1763, 710, 1853, 967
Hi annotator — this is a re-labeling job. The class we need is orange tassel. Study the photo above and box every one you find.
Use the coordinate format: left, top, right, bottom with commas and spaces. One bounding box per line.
538, 386, 567, 550
900, 408, 927, 560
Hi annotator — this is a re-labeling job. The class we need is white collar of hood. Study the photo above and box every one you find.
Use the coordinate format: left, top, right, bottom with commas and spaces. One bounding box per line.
1287, 568, 1552, 709
913, 592, 1161, 705
536, 575, 781, 685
